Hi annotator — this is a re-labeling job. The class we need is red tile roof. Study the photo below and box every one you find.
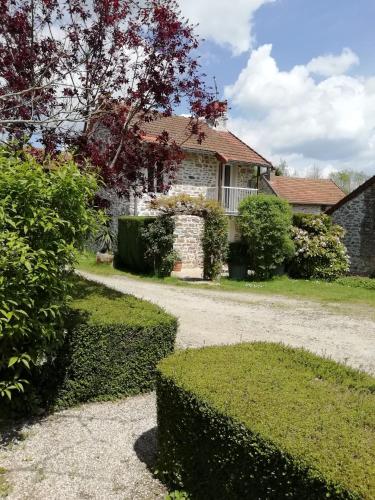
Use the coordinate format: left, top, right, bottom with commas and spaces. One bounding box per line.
265, 176, 346, 206
326, 175, 375, 214
141, 115, 272, 167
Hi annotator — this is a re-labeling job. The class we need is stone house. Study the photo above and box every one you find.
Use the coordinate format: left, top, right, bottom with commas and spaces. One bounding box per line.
260, 174, 345, 213
104, 114, 274, 268
326, 176, 375, 276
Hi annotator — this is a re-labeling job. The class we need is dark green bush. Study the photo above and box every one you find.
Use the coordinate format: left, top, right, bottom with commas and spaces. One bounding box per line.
141, 215, 177, 277
202, 206, 228, 281
41, 279, 177, 409
289, 213, 350, 280
238, 194, 294, 280
117, 216, 156, 273
227, 241, 248, 265
157, 343, 375, 500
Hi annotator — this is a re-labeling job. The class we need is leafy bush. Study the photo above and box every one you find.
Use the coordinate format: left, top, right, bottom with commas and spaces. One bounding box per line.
117, 216, 156, 273
238, 194, 294, 280
289, 213, 350, 280
141, 215, 177, 277
202, 206, 228, 281
157, 343, 375, 499
151, 194, 228, 280
0, 149, 99, 404
40, 279, 177, 409
336, 276, 375, 290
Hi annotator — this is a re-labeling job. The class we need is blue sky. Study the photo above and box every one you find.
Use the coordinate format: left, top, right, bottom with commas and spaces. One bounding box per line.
179, 0, 375, 176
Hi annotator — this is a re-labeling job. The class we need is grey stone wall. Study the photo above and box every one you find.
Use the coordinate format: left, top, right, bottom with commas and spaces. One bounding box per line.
331, 184, 375, 276
292, 204, 322, 214
173, 215, 204, 268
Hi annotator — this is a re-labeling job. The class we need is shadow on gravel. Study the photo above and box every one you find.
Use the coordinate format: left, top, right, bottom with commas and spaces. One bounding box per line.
134, 426, 158, 472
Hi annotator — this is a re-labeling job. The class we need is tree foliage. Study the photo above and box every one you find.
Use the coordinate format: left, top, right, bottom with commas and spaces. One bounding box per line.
0, 149, 100, 402
0, 0, 224, 195
289, 214, 350, 281
238, 194, 294, 280
330, 169, 370, 194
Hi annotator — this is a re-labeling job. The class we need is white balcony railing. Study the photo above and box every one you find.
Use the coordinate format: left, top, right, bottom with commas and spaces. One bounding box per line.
207, 186, 258, 214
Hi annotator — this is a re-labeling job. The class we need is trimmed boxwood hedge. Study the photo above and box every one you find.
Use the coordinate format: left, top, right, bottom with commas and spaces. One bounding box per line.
42, 279, 177, 409
157, 343, 375, 499
117, 216, 156, 273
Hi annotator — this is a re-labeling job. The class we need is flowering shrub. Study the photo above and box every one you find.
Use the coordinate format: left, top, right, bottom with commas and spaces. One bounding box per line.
289, 214, 350, 281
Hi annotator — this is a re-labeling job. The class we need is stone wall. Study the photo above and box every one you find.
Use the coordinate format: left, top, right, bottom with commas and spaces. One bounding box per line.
292, 204, 322, 214
331, 182, 375, 276
173, 215, 204, 268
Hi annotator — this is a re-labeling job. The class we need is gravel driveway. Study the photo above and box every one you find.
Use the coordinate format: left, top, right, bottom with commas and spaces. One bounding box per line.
81, 271, 375, 374
1, 394, 165, 500
2, 272, 374, 499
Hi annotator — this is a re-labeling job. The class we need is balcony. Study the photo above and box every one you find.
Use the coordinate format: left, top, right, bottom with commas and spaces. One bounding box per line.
207, 186, 258, 214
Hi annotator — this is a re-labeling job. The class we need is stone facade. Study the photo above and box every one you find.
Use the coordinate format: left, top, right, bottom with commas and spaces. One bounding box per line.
330, 179, 375, 276
173, 215, 204, 268
292, 204, 322, 214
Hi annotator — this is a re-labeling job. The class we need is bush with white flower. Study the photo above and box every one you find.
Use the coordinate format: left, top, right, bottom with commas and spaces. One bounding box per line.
288, 214, 350, 281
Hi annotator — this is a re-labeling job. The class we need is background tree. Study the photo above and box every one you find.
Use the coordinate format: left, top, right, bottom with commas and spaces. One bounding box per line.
330, 169, 370, 194
0, 0, 222, 194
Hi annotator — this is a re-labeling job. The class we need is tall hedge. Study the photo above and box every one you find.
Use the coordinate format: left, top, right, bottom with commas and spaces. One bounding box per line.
117, 216, 156, 273
238, 194, 294, 280
40, 279, 177, 409
157, 343, 375, 499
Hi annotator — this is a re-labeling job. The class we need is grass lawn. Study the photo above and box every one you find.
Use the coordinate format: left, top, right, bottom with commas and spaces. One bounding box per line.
77, 252, 375, 308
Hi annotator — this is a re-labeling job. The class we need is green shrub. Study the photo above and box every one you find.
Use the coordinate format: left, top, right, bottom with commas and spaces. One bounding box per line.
117, 216, 156, 273
157, 343, 375, 499
202, 206, 228, 281
0, 149, 99, 405
141, 215, 177, 277
41, 279, 177, 409
238, 194, 294, 280
289, 213, 350, 280
336, 276, 375, 290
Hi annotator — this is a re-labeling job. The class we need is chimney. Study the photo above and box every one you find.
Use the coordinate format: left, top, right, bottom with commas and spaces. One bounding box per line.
206, 101, 228, 131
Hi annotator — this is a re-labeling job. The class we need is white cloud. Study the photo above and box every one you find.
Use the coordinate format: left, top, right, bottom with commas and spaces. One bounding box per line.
225, 45, 375, 175
178, 0, 274, 55
307, 48, 359, 77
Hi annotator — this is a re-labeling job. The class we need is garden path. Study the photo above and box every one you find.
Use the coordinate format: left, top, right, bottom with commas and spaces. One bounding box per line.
2, 272, 374, 500
80, 271, 375, 374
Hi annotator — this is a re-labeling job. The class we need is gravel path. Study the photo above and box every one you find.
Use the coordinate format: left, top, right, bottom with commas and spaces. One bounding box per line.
1, 393, 165, 500
80, 271, 375, 374
2, 272, 374, 499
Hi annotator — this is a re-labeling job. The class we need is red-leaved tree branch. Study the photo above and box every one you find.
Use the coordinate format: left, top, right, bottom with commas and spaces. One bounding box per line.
0, 0, 226, 194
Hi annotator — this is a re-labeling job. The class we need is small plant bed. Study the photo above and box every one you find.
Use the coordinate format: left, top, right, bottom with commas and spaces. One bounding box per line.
40, 278, 177, 409
157, 343, 375, 499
